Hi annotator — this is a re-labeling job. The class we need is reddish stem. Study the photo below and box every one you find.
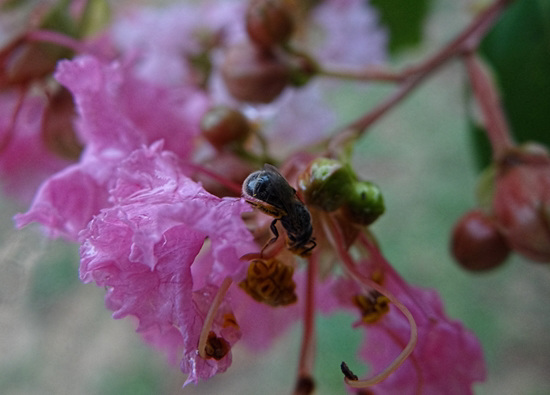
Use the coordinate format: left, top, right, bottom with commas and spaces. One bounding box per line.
463, 52, 514, 160
294, 252, 318, 395
184, 162, 243, 195
0, 86, 27, 154
25, 29, 102, 57
324, 0, 515, 154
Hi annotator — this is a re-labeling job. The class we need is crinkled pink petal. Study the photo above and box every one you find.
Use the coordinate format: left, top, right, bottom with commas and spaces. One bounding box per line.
111, 2, 245, 85
14, 164, 108, 240
360, 281, 486, 395
55, 55, 207, 158
78, 143, 255, 383
182, 284, 242, 386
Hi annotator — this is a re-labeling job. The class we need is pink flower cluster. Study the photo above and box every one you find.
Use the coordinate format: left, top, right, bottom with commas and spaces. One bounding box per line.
4, 0, 486, 392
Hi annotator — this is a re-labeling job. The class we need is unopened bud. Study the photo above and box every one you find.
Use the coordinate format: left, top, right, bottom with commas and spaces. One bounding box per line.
246, 0, 294, 49
41, 87, 83, 160
492, 144, 550, 262
341, 181, 385, 226
451, 209, 510, 271
297, 158, 354, 211
221, 42, 289, 103
200, 106, 251, 149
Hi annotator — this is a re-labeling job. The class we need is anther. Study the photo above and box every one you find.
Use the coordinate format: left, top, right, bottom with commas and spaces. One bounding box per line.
204, 331, 231, 360
239, 258, 297, 306
341, 361, 358, 381
353, 291, 390, 324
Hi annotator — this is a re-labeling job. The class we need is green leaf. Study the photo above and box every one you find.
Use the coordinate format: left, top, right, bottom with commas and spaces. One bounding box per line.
470, 0, 550, 169
77, 0, 111, 38
370, 0, 432, 53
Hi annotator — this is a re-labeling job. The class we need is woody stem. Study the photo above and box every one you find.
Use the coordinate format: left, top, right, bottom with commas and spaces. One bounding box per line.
324, 0, 514, 155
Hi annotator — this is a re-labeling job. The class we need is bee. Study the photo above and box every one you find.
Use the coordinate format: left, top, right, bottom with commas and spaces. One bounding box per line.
242, 164, 316, 257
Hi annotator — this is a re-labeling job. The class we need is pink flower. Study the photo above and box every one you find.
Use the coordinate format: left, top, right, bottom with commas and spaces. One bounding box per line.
15, 55, 208, 239
360, 280, 486, 394
0, 93, 73, 204
79, 142, 256, 383
328, 247, 486, 394
308, 0, 388, 66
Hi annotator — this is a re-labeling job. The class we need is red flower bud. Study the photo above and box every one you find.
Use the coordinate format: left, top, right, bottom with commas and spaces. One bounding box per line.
200, 106, 251, 149
221, 42, 289, 103
41, 87, 83, 160
492, 144, 550, 262
0, 37, 67, 89
451, 209, 510, 271
246, 0, 294, 50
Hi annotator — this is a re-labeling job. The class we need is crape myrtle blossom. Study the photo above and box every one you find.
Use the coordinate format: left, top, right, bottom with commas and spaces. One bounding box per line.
78, 142, 257, 383
328, 241, 486, 394
8, 0, 489, 393
15, 55, 208, 239
0, 92, 73, 203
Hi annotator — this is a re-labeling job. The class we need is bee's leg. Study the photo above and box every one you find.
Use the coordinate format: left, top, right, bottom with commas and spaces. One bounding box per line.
260, 219, 280, 257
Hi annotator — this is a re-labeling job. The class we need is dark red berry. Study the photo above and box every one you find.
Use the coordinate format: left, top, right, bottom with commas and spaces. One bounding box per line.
451, 209, 510, 271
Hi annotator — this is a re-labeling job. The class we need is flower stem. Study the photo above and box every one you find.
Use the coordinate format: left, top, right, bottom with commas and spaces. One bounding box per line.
294, 253, 318, 395
198, 276, 233, 359
321, 213, 418, 389
0, 86, 26, 154
184, 162, 243, 195
323, 0, 515, 155
25, 29, 103, 58
463, 52, 514, 160
318, 65, 404, 83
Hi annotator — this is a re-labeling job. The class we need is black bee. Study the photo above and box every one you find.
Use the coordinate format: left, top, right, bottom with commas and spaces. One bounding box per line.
242, 164, 316, 257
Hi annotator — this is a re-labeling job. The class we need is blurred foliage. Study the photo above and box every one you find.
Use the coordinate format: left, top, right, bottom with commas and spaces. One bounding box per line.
370, 0, 432, 53
94, 357, 168, 395
470, 0, 550, 169
27, 241, 79, 315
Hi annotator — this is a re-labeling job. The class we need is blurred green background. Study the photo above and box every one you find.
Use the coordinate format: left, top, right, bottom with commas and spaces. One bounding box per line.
1, 1, 550, 394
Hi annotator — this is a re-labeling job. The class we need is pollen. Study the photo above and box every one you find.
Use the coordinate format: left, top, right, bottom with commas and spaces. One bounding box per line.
204, 331, 231, 361
353, 291, 390, 324
222, 312, 239, 329
239, 258, 297, 307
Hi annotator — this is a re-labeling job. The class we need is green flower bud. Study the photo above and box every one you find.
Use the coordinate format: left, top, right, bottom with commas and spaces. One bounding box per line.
341, 181, 385, 226
298, 158, 355, 211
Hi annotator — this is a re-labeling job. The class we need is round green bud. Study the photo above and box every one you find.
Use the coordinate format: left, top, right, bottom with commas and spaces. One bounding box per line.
298, 158, 355, 211
341, 181, 385, 226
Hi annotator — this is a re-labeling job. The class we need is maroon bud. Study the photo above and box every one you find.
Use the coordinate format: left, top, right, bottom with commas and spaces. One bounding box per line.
221, 42, 289, 103
492, 144, 550, 262
41, 87, 83, 160
200, 106, 251, 149
246, 0, 294, 49
451, 209, 510, 271
0, 37, 67, 89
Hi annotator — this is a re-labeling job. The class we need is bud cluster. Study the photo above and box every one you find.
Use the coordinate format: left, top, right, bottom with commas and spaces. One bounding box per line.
221, 0, 315, 103
451, 143, 550, 270
298, 158, 385, 226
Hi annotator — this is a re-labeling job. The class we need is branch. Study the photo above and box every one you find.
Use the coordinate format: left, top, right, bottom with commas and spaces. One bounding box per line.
321, 0, 515, 156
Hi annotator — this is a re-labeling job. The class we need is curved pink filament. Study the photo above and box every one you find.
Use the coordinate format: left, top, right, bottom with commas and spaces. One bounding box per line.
321, 213, 418, 389
198, 276, 233, 359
